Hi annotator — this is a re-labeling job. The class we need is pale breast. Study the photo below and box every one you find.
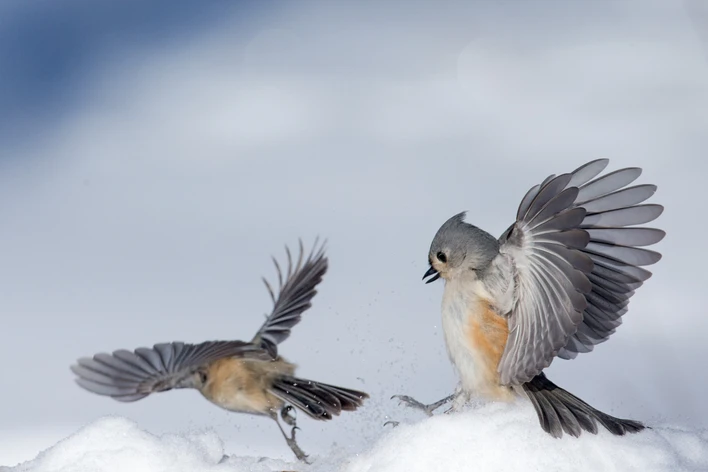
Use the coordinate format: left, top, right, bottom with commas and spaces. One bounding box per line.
441, 279, 512, 401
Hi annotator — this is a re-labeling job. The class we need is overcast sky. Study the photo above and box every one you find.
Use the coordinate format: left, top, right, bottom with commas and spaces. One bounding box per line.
1, 0, 707, 466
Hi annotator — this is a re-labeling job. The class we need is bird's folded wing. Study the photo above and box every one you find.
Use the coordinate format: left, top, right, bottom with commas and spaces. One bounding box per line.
71, 340, 269, 401
496, 159, 665, 386
252, 239, 328, 357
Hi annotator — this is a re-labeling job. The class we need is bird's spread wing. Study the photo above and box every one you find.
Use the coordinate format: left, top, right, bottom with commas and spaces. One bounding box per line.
496, 159, 664, 386
252, 239, 328, 357
71, 341, 269, 402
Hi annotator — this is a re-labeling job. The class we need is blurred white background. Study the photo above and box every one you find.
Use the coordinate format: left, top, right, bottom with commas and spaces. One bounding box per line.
1, 0, 707, 466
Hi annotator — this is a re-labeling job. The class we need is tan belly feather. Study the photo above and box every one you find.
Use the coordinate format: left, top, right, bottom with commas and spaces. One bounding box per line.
201, 358, 291, 415
464, 301, 512, 400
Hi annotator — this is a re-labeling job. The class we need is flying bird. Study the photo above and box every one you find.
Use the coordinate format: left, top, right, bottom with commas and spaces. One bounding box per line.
393, 159, 665, 438
71, 241, 368, 461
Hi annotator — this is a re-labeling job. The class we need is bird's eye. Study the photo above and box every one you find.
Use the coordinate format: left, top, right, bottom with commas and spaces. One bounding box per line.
199, 371, 207, 384
436, 252, 447, 263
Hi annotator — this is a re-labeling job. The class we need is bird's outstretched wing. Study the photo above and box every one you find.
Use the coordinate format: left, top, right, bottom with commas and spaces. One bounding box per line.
496, 159, 665, 386
252, 239, 328, 358
71, 341, 269, 402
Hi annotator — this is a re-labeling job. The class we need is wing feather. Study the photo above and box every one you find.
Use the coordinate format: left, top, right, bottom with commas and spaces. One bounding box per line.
495, 159, 664, 384
252, 240, 328, 357
71, 341, 268, 401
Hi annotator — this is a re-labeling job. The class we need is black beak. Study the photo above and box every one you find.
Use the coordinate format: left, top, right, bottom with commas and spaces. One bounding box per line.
423, 266, 441, 284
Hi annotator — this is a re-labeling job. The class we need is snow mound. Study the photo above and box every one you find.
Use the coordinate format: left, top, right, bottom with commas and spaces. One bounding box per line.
4, 403, 708, 472
1, 416, 297, 472
344, 402, 708, 472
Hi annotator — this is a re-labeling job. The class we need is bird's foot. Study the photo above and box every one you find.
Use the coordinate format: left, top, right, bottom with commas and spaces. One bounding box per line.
390, 395, 436, 417
383, 420, 400, 428
285, 426, 310, 464
391, 394, 455, 417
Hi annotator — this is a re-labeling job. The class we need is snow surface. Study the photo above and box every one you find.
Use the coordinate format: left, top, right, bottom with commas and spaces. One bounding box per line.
4, 403, 708, 472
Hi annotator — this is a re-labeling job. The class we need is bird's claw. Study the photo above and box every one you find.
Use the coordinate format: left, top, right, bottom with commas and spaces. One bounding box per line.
390, 394, 435, 417
285, 426, 310, 463
286, 425, 301, 441
273, 411, 309, 463
383, 420, 400, 428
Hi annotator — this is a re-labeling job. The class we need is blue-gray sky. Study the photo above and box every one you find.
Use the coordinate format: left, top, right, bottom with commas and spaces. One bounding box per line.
1, 0, 707, 466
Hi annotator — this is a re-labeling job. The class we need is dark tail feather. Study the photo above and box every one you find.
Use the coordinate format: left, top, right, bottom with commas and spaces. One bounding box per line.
269, 375, 369, 421
522, 373, 645, 438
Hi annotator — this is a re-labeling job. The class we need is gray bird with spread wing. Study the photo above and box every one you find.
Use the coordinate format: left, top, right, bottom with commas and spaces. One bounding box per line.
71, 241, 368, 461
394, 159, 664, 438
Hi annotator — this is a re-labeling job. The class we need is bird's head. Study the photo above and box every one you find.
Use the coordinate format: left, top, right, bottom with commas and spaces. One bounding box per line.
423, 211, 500, 284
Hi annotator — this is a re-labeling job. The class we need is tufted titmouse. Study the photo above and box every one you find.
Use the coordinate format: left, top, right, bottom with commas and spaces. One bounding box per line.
394, 159, 664, 438
71, 241, 368, 461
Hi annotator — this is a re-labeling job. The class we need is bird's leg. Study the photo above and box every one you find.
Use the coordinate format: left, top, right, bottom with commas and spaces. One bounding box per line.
443, 389, 470, 414
391, 393, 456, 417
385, 384, 466, 428
383, 394, 454, 428
273, 415, 309, 463
391, 383, 467, 418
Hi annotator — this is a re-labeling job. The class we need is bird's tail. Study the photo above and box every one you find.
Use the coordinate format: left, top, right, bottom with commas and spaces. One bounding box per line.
522, 373, 645, 438
269, 375, 368, 421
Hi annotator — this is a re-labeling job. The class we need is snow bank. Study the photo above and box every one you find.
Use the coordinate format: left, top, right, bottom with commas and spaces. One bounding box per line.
5, 403, 708, 472
343, 402, 708, 472
1, 416, 299, 472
